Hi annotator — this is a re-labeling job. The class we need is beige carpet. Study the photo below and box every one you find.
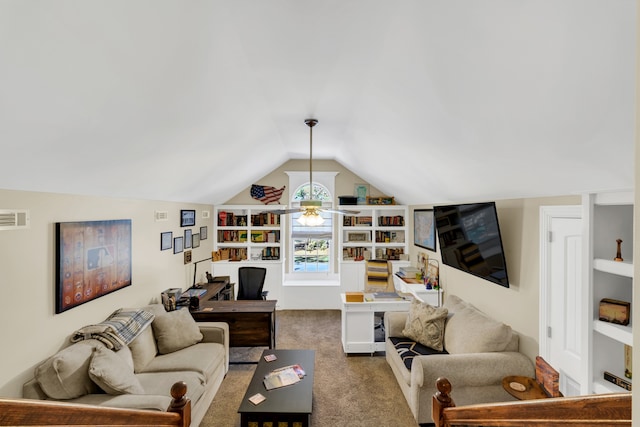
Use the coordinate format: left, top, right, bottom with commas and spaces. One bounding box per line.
200, 309, 419, 427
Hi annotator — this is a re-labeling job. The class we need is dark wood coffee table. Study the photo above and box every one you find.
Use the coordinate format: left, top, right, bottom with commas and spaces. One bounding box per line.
238, 349, 315, 427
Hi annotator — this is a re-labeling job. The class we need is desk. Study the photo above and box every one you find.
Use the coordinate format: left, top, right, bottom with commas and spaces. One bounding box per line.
393, 273, 441, 306
340, 293, 410, 354
194, 279, 234, 301
191, 300, 277, 349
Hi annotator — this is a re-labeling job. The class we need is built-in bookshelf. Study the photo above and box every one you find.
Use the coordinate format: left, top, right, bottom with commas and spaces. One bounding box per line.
339, 205, 409, 291
214, 205, 284, 262
584, 191, 633, 394
339, 205, 408, 261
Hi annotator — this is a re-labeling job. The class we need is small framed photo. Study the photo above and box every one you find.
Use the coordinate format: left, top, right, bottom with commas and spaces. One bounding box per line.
354, 184, 370, 205
160, 231, 173, 251
174, 236, 184, 254
192, 233, 200, 248
184, 229, 192, 249
200, 226, 208, 240
347, 232, 370, 242
181, 210, 196, 227
184, 250, 192, 264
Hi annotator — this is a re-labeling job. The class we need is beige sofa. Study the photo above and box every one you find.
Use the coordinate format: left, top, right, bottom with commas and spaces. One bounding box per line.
384, 294, 534, 425
23, 304, 228, 427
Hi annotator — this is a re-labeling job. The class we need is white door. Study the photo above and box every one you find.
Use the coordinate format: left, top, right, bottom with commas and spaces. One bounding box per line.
540, 206, 583, 396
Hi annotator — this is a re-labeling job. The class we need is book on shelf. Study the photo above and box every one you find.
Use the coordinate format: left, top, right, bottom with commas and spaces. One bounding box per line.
263, 364, 306, 390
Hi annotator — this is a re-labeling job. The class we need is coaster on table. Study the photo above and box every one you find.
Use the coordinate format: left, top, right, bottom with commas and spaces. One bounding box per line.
249, 393, 266, 405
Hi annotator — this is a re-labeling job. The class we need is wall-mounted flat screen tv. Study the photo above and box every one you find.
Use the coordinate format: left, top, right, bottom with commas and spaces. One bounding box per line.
434, 202, 510, 288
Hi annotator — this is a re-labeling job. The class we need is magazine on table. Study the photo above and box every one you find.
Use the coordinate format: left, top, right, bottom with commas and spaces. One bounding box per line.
263, 364, 306, 390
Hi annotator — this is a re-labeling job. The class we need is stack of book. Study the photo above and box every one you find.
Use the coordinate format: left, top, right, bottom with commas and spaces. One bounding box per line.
397, 266, 421, 278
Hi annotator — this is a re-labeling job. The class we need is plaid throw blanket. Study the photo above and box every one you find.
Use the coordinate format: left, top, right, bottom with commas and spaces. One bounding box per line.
71, 308, 155, 350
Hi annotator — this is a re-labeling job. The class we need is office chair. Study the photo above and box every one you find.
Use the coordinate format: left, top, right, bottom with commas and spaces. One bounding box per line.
364, 259, 393, 332
237, 266, 268, 300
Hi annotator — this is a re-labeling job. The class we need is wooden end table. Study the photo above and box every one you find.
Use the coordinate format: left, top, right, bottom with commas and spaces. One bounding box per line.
502, 375, 550, 400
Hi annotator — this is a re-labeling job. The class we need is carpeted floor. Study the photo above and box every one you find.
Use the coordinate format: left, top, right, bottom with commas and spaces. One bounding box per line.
200, 309, 419, 427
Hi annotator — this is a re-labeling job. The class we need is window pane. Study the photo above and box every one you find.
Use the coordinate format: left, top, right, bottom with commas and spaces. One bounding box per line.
291, 182, 333, 275
292, 237, 331, 272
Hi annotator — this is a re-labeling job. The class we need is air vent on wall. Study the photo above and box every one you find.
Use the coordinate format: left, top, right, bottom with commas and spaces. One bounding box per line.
0, 209, 30, 230
155, 211, 169, 221
202, 210, 211, 219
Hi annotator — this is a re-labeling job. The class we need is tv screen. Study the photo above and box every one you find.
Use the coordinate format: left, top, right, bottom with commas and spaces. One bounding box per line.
434, 202, 510, 288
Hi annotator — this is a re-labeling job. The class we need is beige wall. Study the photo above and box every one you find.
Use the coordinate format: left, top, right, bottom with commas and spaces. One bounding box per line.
409, 196, 580, 362
0, 188, 214, 397
225, 158, 388, 275
225, 159, 388, 205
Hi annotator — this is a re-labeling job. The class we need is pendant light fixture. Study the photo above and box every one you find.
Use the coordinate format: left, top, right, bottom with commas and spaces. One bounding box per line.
297, 118, 325, 226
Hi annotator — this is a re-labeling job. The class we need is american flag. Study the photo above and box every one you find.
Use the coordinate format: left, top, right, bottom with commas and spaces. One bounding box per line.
250, 184, 286, 204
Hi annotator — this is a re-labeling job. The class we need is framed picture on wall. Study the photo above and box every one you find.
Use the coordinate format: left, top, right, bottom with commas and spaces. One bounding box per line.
55, 219, 132, 313
414, 209, 436, 251
181, 210, 196, 227
174, 236, 184, 254
200, 226, 208, 240
184, 229, 192, 249
161, 231, 173, 251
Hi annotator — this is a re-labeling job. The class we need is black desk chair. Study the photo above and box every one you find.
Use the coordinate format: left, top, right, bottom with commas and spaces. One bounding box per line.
237, 266, 268, 300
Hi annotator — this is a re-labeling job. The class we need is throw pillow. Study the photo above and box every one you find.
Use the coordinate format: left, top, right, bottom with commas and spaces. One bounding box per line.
128, 326, 158, 372
89, 346, 144, 395
444, 306, 513, 354
152, 308, 203, 354
34, 340, 101, 399
402, 299, 448, 351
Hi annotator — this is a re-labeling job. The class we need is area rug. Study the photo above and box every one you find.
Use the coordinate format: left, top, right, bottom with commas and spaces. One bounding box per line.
200, 309, 418, 427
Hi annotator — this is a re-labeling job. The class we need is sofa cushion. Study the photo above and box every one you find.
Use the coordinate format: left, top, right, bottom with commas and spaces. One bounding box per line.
152, 308, 203, 354
138, 342, 226, 381
89, 346, 144, 395
390, 337, 448, 370
402, 299, 448, 351
444, 305, 513, 354
34, 340, 101, 399
136, 370, 206, 406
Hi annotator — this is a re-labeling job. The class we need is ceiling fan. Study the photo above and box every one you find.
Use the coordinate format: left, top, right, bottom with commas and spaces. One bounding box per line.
270, 118, 360, 225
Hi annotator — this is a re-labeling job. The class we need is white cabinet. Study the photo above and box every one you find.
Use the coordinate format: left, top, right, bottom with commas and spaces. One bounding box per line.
584, 191, 633, 394
340, 294, 410, 354
214, 205, 285, 262
392, 274, 441, 306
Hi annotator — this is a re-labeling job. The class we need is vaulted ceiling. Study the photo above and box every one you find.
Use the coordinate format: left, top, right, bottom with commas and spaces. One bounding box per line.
0, 1, 635, 206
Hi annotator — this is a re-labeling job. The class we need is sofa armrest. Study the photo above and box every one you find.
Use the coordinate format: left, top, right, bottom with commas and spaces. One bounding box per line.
409, 351, 533, 423
412, 351, 534, 390
384, 311, 408, 338
198, 322, 229, 349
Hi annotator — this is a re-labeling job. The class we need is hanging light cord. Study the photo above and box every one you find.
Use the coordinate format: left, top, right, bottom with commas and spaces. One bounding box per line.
305, 118, 317, 200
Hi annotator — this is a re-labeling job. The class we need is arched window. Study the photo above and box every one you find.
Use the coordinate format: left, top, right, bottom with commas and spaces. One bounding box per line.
285, 171, 338, 282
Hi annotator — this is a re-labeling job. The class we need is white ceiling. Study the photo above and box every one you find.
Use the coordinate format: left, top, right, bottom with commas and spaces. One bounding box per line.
0, 1, 636, 206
